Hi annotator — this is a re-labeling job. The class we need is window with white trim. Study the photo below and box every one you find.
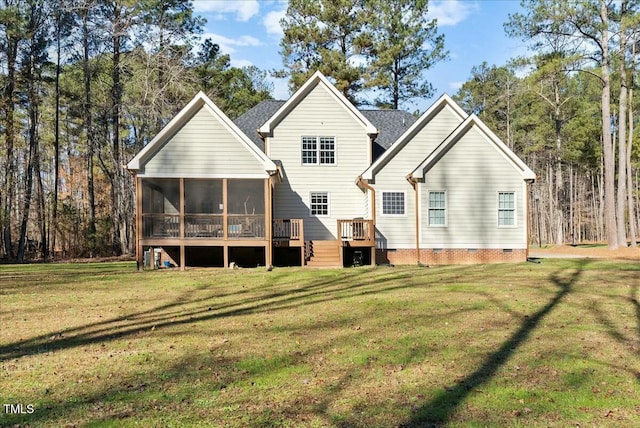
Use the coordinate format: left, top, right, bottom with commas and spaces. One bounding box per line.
498, 192, 516, 226
382, 192, 405, 215
301, 136, 335, 164
301, 137, 317, 164
310, 192, 329, 216
428, 191, 446, 226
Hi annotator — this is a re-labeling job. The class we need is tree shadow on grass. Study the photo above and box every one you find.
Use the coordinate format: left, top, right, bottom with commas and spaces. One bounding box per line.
402, 259, 589, 427
1, 286, 461, 427
1, 265, 475, 362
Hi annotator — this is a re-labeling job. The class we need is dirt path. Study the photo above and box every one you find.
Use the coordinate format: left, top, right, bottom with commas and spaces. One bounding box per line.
529, 244, 640, 261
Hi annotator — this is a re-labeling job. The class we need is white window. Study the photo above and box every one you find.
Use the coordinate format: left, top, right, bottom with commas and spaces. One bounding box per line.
428, 191, 446, 226
382, 192, 405, 215
301, 137, 317, 164
498, 192, 516, 227
301, 136, 335, 165
310, 192, 329, 216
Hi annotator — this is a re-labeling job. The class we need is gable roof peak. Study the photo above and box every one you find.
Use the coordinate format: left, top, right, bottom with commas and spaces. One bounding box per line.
258, 70, 378, 136
361, 93, 468, 180
408, 113, 536, 181
126, 91, 276, 172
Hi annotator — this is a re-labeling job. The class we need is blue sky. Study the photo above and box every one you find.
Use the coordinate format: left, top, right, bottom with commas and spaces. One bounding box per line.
192, 0, 527, 112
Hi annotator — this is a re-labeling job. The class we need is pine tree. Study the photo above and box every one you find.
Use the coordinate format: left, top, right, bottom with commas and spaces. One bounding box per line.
280, 0, 370, 103
365, 0, 447, 109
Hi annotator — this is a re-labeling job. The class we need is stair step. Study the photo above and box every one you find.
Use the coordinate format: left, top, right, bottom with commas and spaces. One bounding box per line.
309, 249, 339, 255
304, 240, 341, 267
311, 250, 338, 256
307, 256, 340, 261
306, 261, 341, 267
310, 245, 337, 251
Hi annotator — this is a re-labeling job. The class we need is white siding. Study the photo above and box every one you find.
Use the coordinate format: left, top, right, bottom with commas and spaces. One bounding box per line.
420, 126, 528, 248
269, 84, 370, 240
142, 106, 266, 176
373, 105, 463, 248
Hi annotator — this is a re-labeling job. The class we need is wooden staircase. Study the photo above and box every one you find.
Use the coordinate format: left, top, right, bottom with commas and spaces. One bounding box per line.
305, 240, 341, 268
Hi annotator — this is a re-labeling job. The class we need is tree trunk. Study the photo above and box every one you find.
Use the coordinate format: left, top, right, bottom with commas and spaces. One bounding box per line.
627, 42, 637, 246
52, 8, 62, 259
18, 57, 39, 262
112, 4, 125, 255
82, 8, 97, 256
600, 0, 618, 249
35, 129, 46, 260
2, 36, 18, 260
616, 1, 628, 247
554, 81, 563, 245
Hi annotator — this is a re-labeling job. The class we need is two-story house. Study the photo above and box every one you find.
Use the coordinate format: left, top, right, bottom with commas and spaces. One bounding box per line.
127, 71, 535, 269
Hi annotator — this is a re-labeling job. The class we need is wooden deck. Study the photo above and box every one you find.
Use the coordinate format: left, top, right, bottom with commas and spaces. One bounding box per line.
137, 215, 377, 268
337, 219, 375, 246
272, 219, 304, 247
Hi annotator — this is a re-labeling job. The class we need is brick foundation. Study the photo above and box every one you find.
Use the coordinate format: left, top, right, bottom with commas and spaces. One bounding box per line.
376, 248, 527, 265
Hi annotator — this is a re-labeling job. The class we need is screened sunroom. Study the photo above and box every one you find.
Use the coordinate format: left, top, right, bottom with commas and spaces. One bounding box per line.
137, 177, 271, 268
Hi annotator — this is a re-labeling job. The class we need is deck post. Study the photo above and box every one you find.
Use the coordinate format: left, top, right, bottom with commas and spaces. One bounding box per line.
222, 179, 229, 267
265, 178, 272, 267
222, 178, 228, 241
135, 175, 143, 270
179, 178, 185, 271
300, 222, 305, 266
526, 180, 532, 260
338, 223, 343, 267
223, 243, 229, 268
179, 178, 185, 239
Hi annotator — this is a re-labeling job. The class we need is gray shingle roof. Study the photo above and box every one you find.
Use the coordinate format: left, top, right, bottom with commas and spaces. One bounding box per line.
233, 100, 417, 160
234, 100, 285, 152
361, 109, 417, 159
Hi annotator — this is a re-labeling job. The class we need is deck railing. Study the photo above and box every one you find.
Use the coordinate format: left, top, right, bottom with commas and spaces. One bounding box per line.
228, 214, 265, 239
338, 219, 374, 244
142, 214, 179, 238
273, 219, 303, 241
142, 214, 265, 239
185, 214, 223, 238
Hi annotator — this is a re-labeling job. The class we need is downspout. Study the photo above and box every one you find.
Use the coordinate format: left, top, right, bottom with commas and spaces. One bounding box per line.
525, 179, 534, 261
406, 174, 421, 266
259, 130, 268, 156
356, 176, 376, 225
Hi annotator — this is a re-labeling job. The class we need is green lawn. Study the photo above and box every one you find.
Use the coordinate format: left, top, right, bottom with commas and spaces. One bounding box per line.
1, 260, 639, 427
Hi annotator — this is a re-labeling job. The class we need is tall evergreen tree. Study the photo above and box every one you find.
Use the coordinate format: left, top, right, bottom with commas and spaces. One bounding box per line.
193, 39, 272, 118
280, 0, 370, 103
365, 0, 447, 109
16, 0, 49, 262
0, 0, 26, 260
51, 1, 75, 258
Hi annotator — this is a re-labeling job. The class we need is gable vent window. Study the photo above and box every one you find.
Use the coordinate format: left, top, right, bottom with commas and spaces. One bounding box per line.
302, 136, 336, 165
382, 192, 405, 215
